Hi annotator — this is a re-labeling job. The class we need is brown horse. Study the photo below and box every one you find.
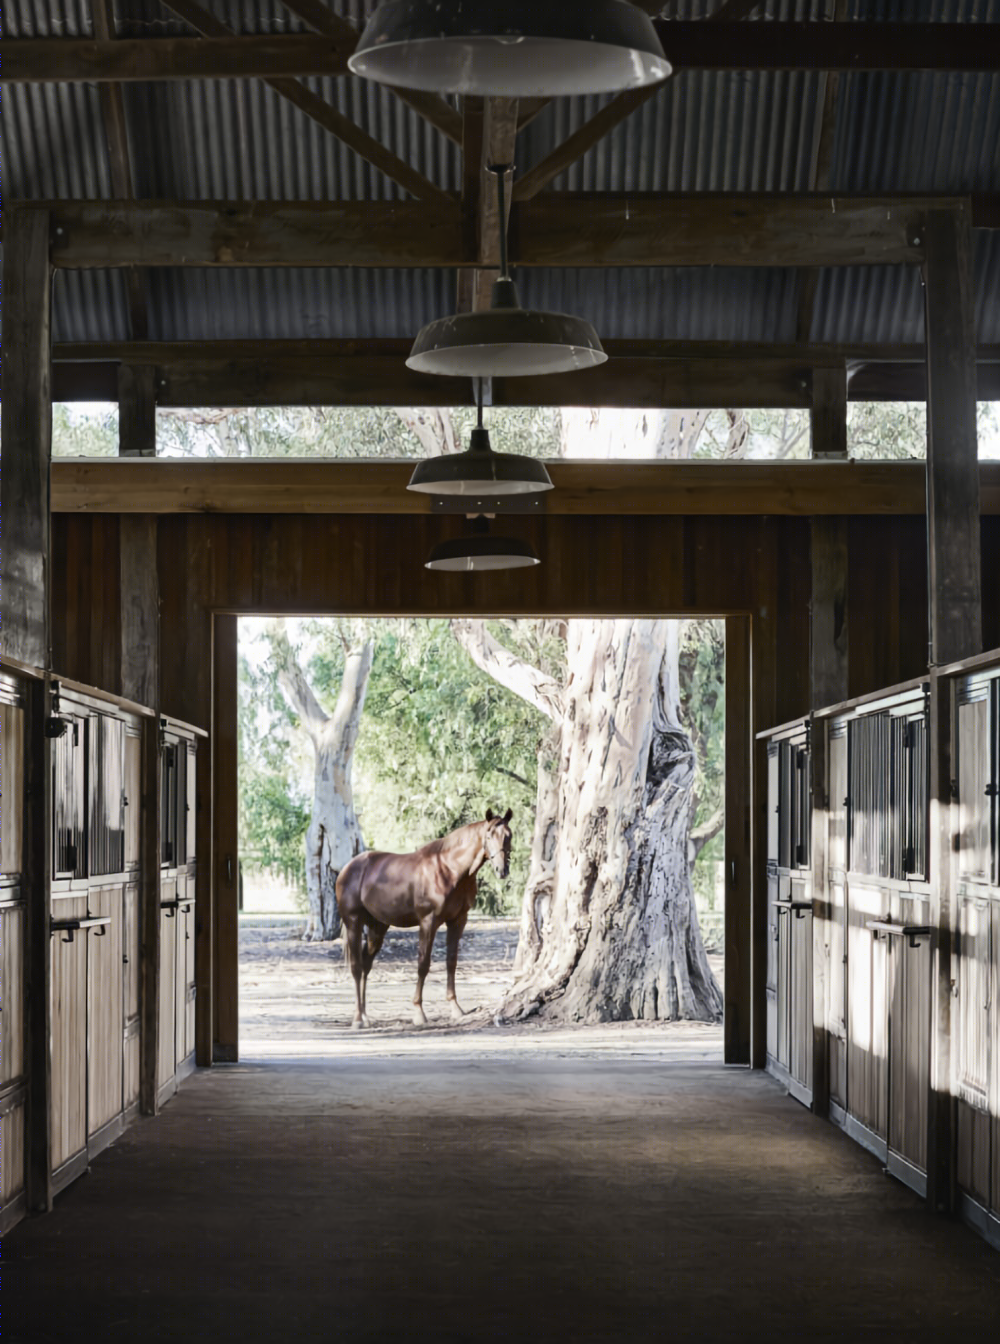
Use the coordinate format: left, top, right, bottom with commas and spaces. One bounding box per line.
335, 808, 512, 1028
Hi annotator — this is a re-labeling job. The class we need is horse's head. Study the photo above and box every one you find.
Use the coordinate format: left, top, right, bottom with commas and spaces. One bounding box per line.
483, 808, 513, 879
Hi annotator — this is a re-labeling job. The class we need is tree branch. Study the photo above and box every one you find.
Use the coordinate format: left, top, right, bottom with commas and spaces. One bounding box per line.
394, 407, 460, 458
689, 808, 725, 863
450, 619, 567, 723
270, 626, 329, 741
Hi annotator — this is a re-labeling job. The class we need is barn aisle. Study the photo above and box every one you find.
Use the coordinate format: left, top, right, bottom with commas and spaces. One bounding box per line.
5, 1050, 998, 1343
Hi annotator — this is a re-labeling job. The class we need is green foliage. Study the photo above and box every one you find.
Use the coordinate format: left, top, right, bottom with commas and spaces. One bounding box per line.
51, 403, 119, 457
238, 648, 311, 911
239, 619, 550, 916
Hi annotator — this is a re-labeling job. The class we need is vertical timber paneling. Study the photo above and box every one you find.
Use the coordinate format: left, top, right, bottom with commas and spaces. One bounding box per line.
1, 210, 52, 671
213, 616, 239, 1062
26, 674, 53, 1212
752, 521, 780, 1068
724, 614, 751, 1065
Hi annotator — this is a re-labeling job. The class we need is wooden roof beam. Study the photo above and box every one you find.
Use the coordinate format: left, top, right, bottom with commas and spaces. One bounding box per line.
36, 194, 997, 270
8, 23, 1000, 82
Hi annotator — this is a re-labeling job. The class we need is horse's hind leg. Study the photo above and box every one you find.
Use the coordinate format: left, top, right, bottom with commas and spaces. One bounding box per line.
412, 918, 437, 1026
345, 917, 367, 1028
360, 921, 388, 1024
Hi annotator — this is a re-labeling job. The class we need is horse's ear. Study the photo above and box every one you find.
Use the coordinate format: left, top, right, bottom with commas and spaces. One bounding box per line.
485, 808, 494, 822
502, 808, 512, 824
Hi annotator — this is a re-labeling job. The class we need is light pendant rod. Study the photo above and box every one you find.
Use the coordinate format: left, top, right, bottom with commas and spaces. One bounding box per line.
490, 163, 512, 283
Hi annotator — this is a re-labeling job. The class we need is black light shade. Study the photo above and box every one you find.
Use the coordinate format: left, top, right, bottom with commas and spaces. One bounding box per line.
406, 278, 606, 379
348, 1, 671, 97
426, 515, 540, 571
407, 425, 553, 495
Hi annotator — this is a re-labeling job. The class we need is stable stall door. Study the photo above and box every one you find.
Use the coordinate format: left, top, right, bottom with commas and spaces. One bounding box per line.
50, 899, 88, 1175
87, 886, 124, 1142
886, 905, 932, 1195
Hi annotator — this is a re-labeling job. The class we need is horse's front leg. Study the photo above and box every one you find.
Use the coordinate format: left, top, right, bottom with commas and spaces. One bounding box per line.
446, 911, 470, 1020
412, 918, 437, 1026
345, 918, 367, 1029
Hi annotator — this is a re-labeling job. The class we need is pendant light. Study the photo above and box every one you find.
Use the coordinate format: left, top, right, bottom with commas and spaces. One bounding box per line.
408, 378, 553, 495
407, 166, 606, 379
426, 514, 540, 572
348, 1, 670, 98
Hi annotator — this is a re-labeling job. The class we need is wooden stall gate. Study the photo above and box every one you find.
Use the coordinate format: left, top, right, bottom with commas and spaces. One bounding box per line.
818, 682, 932, 1197
950, 658, 1000, 1250
1, 671, 29, 1233
157, 718, 200, 1107
48, 680, 149, 1197
764, 720, 814, 1107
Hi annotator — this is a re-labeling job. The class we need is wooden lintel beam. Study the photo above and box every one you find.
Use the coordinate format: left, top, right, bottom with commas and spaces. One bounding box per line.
35, 194, 997, 271
9, 23, 999, 81
49, 459, 1000, 517
48, 343, 1000, 407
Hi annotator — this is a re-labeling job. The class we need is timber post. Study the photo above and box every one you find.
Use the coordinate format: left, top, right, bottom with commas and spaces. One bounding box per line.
923, 203, 981, 1212
3, 211, 55, 1212
808, 362, 849, 1118
117, 365, 164, 1114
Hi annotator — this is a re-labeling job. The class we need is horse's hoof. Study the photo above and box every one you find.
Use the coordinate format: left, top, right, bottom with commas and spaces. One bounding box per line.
362, 1015, 371, 1028
449, 1002, 466, 1020
351, 1019, 364, 1030
412, 1008, 427, 1026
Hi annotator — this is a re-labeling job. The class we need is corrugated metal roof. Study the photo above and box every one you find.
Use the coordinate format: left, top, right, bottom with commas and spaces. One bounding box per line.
6, 0, 1000, 351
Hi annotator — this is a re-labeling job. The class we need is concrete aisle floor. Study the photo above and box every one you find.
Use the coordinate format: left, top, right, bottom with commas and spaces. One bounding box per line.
4, 1050, 999, 1344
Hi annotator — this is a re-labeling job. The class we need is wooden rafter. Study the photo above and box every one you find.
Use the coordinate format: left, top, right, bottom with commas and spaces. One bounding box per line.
158, 0, 449, 204
278, 0, 463, 147
37, 194, 988, 270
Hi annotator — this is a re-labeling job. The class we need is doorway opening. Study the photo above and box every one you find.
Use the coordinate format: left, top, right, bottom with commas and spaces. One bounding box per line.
233, 616, 728, 1061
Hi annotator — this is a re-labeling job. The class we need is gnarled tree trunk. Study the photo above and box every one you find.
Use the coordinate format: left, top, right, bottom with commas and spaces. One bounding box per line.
451, 618, 723, 1024
274, 631, 373, 940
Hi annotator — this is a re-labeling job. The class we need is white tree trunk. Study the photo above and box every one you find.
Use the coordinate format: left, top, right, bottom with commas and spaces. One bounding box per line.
277, 636, 373, 940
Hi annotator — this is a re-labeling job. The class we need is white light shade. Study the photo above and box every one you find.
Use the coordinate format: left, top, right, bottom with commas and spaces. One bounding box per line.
407, 426, 553, 495
348, 1, 671, 97
426, 517, 541, 571
407, 278, 606, 380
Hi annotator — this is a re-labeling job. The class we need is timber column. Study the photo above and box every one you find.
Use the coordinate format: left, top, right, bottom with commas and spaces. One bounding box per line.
118, 364, 164, 1112
924, 204, 981, 1212
808, 362, 849, 1120
3, 209, 55, 1211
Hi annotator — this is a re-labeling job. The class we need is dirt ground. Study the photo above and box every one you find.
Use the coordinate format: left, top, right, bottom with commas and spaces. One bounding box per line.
238, 915, 725, 1060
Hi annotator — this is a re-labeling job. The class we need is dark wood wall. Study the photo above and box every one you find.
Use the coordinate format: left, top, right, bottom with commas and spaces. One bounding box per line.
51, 510, 954, 723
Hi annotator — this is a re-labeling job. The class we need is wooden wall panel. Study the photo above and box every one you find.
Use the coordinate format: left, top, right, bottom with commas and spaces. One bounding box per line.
124, 731, 141, 869
1, 704, 25, 877
87, 885, 124, 1137
1, 906, 26, 1086
158, 891, 177, 1091
1, 1102, 26, 1205
51, 514, 122, 692
50, 897, 88, 1172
